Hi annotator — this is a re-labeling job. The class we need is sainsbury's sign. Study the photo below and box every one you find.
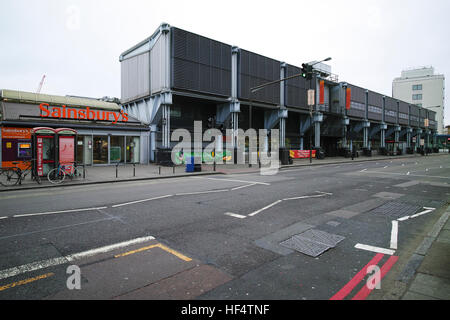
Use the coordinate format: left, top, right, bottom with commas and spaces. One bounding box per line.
39, 103, 128, 124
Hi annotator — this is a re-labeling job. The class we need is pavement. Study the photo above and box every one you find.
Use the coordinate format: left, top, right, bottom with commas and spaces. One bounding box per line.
400, 206, 450, 300
1, 151, 448, 192
382, 204, 450, 300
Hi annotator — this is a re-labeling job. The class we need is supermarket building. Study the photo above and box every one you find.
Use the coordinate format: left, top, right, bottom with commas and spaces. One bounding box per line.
0, 89, 150, 171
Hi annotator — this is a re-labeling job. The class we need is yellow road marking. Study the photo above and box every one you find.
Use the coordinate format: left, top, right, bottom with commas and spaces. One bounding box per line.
0, 272, 54, 292
114, 244, 159, 258
114, 243, 192, 262
156, 243, 192, 262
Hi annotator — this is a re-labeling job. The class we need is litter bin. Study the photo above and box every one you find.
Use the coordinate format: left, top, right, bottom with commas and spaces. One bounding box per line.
185, 156, 195, 172
279, 148, 290, 165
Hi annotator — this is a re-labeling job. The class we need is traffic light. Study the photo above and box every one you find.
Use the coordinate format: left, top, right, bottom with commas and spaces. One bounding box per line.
301, 63, 308, 78
301, 63, 313, 80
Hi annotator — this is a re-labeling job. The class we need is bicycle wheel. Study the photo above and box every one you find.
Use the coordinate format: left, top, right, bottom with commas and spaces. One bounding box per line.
47, 168, 65, 184
0, 169, 20, 187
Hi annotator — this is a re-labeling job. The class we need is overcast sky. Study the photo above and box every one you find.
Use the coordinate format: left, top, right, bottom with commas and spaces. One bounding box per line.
1, 0, 449, 126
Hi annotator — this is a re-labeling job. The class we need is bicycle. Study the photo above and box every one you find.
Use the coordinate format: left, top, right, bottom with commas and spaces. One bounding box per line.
0, 159, 41, 187
47, 162, 85, 184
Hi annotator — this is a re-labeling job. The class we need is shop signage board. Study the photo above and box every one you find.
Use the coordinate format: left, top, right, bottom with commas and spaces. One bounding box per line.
39, 103, 129, 124
1, 127, 32, 139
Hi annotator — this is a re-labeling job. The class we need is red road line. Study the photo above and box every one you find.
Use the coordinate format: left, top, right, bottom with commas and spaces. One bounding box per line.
351, 255, 399, 300
330, 253, 384, 300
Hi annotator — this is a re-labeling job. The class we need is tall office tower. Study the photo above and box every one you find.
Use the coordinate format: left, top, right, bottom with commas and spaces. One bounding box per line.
393, 67, 445, 134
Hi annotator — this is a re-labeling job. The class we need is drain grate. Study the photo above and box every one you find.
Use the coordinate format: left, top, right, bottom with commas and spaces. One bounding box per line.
280, 229, 345, 257
370, 201, 422, 219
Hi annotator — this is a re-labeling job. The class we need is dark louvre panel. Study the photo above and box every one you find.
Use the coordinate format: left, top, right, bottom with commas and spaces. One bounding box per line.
398, 101, 409, 125
285, 64, 308, 109
429, 110, 437, 129
384, 97, 397, 124
410, 104, 419, 127
239, 50, 280, 105
367, 91, 383, 121
347, 84, 365, 118
420, 108, 427, 128
428, 110, 436, 121
171, 27, 231, 97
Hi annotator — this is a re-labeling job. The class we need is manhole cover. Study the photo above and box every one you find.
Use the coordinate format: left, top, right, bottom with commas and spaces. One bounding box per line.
279, 229, 345, 257
370, 201, 422, 219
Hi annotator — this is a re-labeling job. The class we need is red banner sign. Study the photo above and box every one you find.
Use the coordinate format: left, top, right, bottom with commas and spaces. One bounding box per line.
319, 80, 325, 105
346, 88, 351, 110
290, 150, 316, 159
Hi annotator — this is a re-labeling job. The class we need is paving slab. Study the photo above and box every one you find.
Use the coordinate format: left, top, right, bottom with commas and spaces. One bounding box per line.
408, 273, 450, 300
115, 264, 233, 300
436, 229, 450, 244
417, 241, 450, 280
402, 291, 438, 300
325, 209, 359, 219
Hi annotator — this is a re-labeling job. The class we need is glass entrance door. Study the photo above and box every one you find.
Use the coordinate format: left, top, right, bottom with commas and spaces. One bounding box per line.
93, 136, 108, 164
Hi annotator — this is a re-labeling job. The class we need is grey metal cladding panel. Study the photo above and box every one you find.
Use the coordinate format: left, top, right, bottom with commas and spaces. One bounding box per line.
138, 52, 150, 96
419, 108, 427, 118
385, 97, 397, 111
410, 105, 419, 116
398, 101, 409, 113
368, 111, 382, 121
428, 110, 436, 121
121, 52, 150, 101
348, 84, 365, 103
368, 91, 382, 107
385, 116, 397, 124
151, 35, 163, 94
399, 117, 408, 125
347, 108, 365, 118
239, 50, 280, 104
171, 27, 231, 96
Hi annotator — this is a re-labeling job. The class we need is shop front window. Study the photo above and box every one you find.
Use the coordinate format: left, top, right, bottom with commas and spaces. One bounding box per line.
126, 136, 140, 163
110, 136, 125, 163
93, 136, 108, 164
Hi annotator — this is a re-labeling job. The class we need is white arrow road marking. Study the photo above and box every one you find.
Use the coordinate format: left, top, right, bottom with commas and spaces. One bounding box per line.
247, 192, 332, 217
390, 220, 399, 249
397, 207, 436, 222
111, 195, 173, 208
248, 200, 283, 217
354, 244, 395, 255
357, 207, 436, 254
197, 177, 270, 186
231, 183, 257, 191
224, 212, 247, 219
176, 189, 229, 196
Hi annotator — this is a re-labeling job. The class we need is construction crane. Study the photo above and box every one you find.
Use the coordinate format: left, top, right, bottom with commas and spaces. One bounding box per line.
36, 75, 46, 93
